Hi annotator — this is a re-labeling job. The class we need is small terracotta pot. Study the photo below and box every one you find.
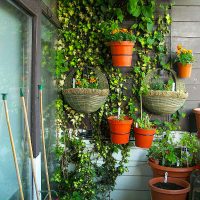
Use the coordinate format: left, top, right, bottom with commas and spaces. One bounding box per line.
134, 127, 156, 148
108, 116, 133, 144
149, 177, 190, 200
111, 133, 130, 144
193, 108, 200, 138
148, 159, 195, 181
109, 41, 134, 67
178, 63, 192, 78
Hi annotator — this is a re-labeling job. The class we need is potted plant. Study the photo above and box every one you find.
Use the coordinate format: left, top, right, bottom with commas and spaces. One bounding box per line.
134, 113, 156, 148
176, 44, 195, 78
134, 79, 156, 148
148, 131, 200, 181
149, 176, 190, 200
101, 20, 136, 67
63, 67, 109, 113
108, 111, 133, 144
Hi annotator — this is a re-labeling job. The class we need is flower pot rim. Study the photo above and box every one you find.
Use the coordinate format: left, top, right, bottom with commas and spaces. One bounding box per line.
108, 41, 135, 45
193, 108, 200, 114
134, 127, 156, 132
108, 116, 133, 122
178, 62, 192, 66
149, 177, 190, 194
148, 159, 195, 172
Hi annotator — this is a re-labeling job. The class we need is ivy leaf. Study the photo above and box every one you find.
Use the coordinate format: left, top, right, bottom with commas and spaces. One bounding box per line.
127, 0, 141, 17
166, 14, 172, 25
147, 21, 154, 32
131, 23, 138, 30
147, 37, 154, 46
115, 8, 124, 22
142, 6, 153, 18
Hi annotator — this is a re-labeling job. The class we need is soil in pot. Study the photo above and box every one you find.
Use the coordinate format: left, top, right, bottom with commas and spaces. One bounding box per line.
154, 182, 184, 190
149, 177, 190, 200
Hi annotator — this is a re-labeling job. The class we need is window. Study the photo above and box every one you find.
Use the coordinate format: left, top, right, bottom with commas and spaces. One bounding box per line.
0, 1, 32, 199
41, 14, 58, 198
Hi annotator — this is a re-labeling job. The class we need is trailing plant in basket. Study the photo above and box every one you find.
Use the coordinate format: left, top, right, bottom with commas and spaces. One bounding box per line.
74, 70, 98, 89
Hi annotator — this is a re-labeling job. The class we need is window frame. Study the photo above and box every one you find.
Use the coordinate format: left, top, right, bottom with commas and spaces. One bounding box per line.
12, 0, 59, 157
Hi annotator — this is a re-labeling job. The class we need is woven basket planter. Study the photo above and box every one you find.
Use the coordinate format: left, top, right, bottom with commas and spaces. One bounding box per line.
63, 67, 109, 113
142, 69, 188, 115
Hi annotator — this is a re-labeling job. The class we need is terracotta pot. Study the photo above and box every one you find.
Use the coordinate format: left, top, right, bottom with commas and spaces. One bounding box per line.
193, 108, 200, 138
134, 127, 156, 148
148, 159, 195, 181
149, 177, 190, 200
178, 63, 192, 78
109, 41, 134, 67
108, 116, 133, 144
111, 133, 130, 144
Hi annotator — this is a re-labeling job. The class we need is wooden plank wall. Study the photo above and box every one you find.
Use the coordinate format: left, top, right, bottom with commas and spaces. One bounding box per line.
111, 1, 200, 199
171, 0, 200, 132
110, 147, 152, 200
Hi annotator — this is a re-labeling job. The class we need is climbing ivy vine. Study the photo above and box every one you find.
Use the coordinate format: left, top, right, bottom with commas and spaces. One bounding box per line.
52, 1, 183, 200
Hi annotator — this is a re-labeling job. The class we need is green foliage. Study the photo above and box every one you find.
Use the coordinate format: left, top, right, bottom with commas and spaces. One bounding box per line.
136, 113, 154, 129
150, 77, 174, 91
74, 70, 98, 89
100, 20, 136, 42
148, 132, 200, 167
54, 0, 182, 199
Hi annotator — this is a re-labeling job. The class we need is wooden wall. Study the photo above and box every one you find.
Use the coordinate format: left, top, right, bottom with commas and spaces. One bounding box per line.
111, 1, 200, 199
171, 0, 200, 132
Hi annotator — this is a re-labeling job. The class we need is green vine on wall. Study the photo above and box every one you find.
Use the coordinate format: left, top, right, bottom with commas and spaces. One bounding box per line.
53, 1, 182, 200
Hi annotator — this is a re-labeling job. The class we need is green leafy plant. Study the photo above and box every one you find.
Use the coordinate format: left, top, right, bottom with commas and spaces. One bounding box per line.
74, 70, 98, 89
100, 20, 136, 42
148, 132, 200, 167
136, 113, 154, 129
150, 77, 174, 91
176, 44, 195, 65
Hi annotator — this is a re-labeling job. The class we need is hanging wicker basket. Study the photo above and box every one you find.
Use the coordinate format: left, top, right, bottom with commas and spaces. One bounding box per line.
63, 67, 109, 113
142, 69, 188, 115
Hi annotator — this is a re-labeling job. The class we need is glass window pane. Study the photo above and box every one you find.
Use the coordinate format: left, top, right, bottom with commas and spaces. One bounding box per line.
0, 1, 32, 199
41, 15, 58, 199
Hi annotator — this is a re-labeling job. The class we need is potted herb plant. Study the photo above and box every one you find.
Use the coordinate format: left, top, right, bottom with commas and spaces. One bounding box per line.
108, 109, 133, 144
148, 131, 200, 181
134, 79, 156, 148
134, 113, 156, 148
176, 44, 195, 78
101, 20, 136, 67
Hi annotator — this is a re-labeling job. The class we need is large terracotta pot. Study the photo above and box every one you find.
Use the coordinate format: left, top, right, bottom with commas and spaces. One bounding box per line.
108, 116, 133, 144
149, 177, 190, 200
134, 127, 156, 148
148, 159, 195, 181
109, 41, 134, 67
178, 63, 192, 78
193, 108, 200, 138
